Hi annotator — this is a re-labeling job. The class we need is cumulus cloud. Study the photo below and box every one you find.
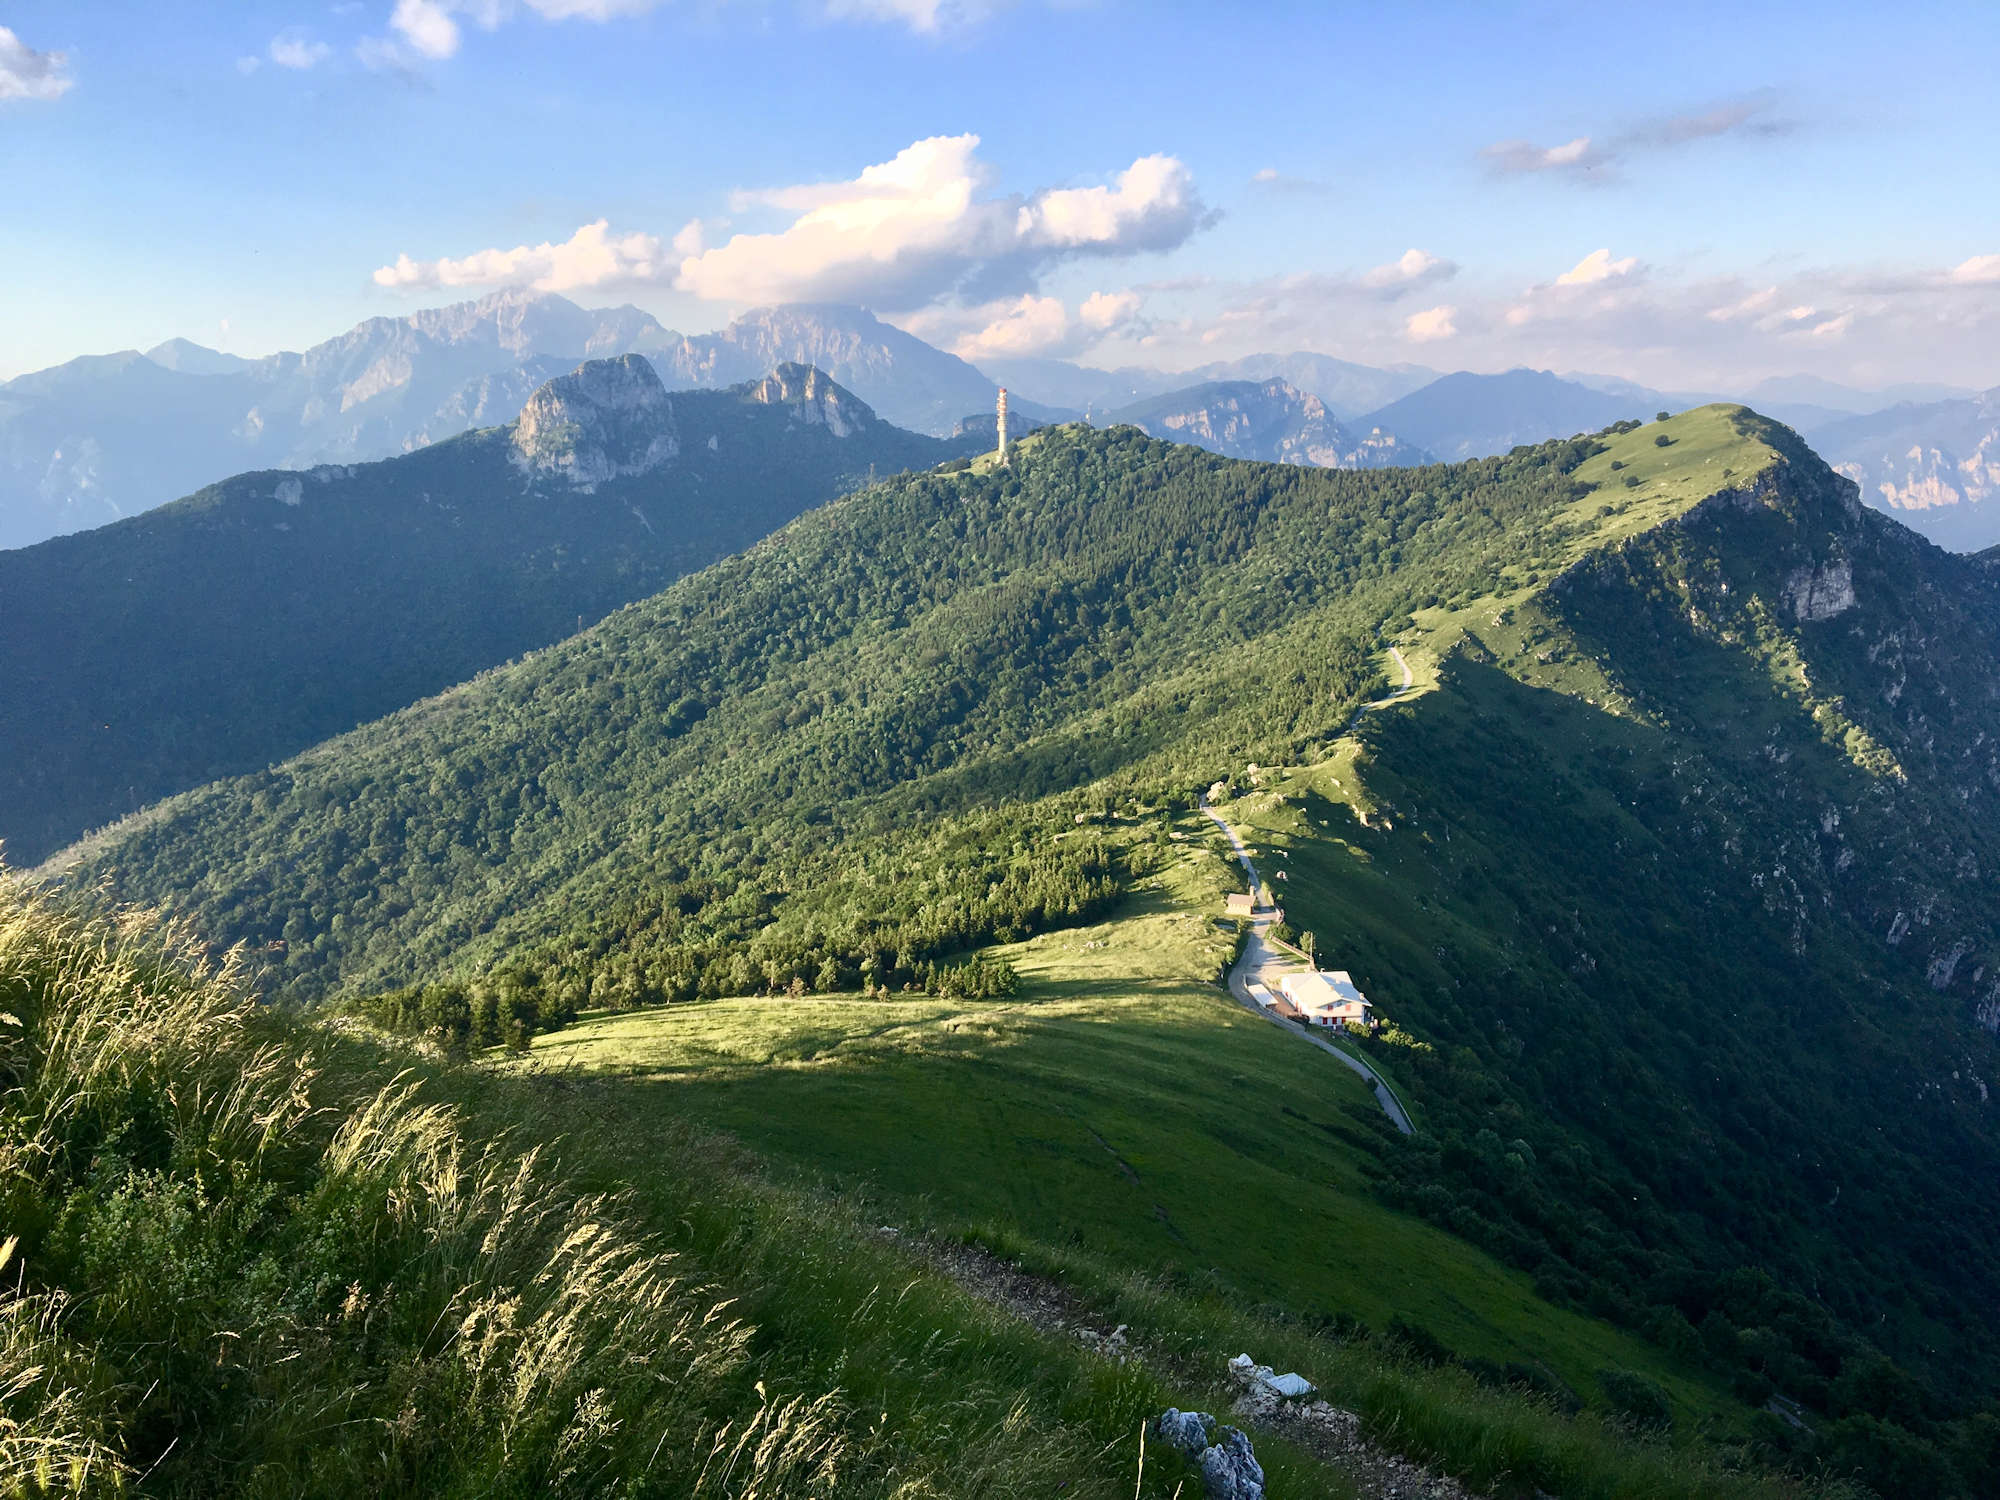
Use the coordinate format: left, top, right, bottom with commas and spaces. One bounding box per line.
676, 134, 1210, 309
947, 294, 1072, 358
1079, 289, 1142, 332
269, 31, 333, 69
0, 26, 74, 102
1363, 248, 1457, 291
373, 219, 670, 292
1135, 245, 2000, 391
671, 218, 715, 257
368, 135, 1207, 322
1406, 305, 1457, 342
1555, 249, 1640, 286
1484, 92, 1793, 182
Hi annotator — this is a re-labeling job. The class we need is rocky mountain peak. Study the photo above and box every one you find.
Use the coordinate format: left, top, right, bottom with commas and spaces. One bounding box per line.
512, 353, 679, 486
743, 363, 875, 438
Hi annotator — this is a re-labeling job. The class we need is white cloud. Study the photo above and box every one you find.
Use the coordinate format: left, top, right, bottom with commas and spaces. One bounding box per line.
1406, 305, 1457, 342
269, 31, 333, 69
370, 0, 982, 61
367, 136, 1208, 315
1555, 249, 1639, 286
391, 0, 476, 59
949, 294, 1071, 358
821, 0, 995, 30
373, 218, 669, 293
1362, 248, 1456, 291
671, 218, 715, 257
1250, 165, 1330, 194
0, 26, 74, 102
676, 134, 1210, 309
1483, 93, 1793, 184
1079, 289, 1141, 332
1951, 254, 2000, 285
1707, 286, 1777, 322
1140, 250, 1999, 392
1483, 136, 1604, 176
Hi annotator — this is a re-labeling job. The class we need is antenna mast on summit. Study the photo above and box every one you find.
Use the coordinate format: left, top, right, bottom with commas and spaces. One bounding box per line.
996, 386, 1010, 466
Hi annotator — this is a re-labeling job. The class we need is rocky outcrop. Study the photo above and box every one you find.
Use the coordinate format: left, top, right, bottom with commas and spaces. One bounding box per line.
511, 354, 679, 487
1781, 556, 1856, 621
743, 362, 875, 438
1153, 1410, 1265, 1500
1106, 379, 1431, 470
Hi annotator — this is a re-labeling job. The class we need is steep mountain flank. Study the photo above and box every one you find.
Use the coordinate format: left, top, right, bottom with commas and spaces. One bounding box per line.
0, 360, 966, 863
1104, 378, 1432, 468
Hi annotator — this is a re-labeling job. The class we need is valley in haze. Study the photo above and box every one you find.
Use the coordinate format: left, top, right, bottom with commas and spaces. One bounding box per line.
7, 6, 2000, 1499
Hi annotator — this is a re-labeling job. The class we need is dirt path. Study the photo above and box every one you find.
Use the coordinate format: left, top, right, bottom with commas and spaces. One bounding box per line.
914, 1233, 1476, 1499
1198, 797, 1414, 1135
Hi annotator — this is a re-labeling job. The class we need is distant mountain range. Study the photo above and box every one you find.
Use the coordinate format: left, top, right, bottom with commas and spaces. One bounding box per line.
1355, 369, 1647, 462
8, 287, 1997, 551
976, 351, 1440, 419
0, 295, 1061, 551
1804, 387, 2000, 550
0, 357, 972, 864
1101, 378, 1432, 468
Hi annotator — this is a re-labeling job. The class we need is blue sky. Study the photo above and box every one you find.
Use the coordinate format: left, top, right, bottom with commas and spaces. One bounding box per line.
4, 0, 1997, 387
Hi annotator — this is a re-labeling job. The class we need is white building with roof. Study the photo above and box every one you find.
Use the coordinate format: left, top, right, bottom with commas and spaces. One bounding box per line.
1278, 970, 1373, 1028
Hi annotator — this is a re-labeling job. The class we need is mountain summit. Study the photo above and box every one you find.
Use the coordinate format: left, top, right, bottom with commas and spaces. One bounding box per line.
512, 354, 681, 485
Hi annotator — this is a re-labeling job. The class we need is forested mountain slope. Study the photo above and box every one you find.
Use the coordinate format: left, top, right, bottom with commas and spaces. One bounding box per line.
52, 407, 2000, 1492
1, 357, 967, 864
55, 424, 1605, 1000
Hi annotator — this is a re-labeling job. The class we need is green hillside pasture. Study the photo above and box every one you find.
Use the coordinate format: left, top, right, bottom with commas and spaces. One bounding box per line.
525, 884, 1732, 1428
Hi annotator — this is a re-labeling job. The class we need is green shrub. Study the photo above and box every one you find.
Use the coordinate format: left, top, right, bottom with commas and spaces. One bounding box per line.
1598, 1367, 1674, 1431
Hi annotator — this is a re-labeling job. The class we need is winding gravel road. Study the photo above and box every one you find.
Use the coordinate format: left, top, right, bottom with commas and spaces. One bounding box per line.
1198, 795, 1414, 1135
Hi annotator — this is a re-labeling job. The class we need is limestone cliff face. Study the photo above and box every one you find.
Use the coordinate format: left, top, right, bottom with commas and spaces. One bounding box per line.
743, 362, 878, 439
512, 354, 679, 487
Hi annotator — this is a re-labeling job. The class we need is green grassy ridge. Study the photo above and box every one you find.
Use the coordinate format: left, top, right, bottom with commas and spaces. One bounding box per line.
1197, 419, 2000, 1489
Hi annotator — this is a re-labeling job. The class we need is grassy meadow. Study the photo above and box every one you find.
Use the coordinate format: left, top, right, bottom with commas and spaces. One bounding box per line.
520, 828, 1739, 1431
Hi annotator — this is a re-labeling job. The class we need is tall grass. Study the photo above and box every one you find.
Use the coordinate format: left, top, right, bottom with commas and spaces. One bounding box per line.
0, 879, 824, 1497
